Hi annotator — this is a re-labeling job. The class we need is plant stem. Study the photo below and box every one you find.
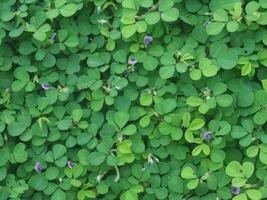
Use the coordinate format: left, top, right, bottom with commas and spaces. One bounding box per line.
114, 165, 120, 183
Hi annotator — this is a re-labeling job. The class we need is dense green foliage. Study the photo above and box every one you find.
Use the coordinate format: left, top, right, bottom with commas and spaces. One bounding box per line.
1, 0, 267, 199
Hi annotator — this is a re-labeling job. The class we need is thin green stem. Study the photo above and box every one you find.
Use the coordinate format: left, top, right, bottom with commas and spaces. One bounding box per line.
114, 165, 120, 183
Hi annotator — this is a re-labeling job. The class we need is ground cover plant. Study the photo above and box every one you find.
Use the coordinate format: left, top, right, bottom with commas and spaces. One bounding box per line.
1, 0, 267, 199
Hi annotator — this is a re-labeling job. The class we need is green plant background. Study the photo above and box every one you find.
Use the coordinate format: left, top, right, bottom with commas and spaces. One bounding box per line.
1, 0, 267, 200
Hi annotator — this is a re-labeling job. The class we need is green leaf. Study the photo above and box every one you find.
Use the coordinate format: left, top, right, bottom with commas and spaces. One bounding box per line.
113, 49, 127, 63
185, 0, 202, 12
161, 8, 179, 22
19, 41, 36, 55
206, 22, 225, 35
192, 145, 202, 156
181, 167, 197, 179
187, 179, 199, 190
64, 36, 79, 47
254, 110, 267, 125
217, 50, 238, 69
171, 127, 183, 141
155, 187, 168, 199
255, 90, 267, 106
140, 0, 153, 8
210, 149, 225, 163
159, 0, 174, 12
33, 24, 51, 41
143, 55, 159, 71
232, 177, 247, 187
233, 194, 247, 200
262, 79, 267, 91
260, 0, 267, 8
186, 96, 203, 107
257, 12, 267, 25
241, 63, 252, 76
242, 162, 254, 178
122, 0, 136, 9
136, 21, 147, 33
246, 146, 259, 157
168, 176, 183, 193
52, 144, 67, 159
192, 25, 208, 43
122, 24, 137, 38
245, 1, 259, 15
159, 65, 175, 79
13, 143, 27, 163
190, 69, 202, 80
140, 93, 153, 106
33, 31, 46, 42
237, 88, 254, 107
14, 68, 29, 81
231, 126, 248, 139
78, 149, 90, 165
59, 4, 77, 17
226, 21, 239, 32
89, 152, 106, 166
216, 94, 233, 107
87, 54, 106, 67
145, 12, 161, 25
45, 167, 59, 180
46, 9, 60, 19
189, 119, 205, 131
0, 168, 7, 182
213, 9, 228, 22
114, 111, 129, 129
162, 99, 177, 113
199, 58, 219, 77
120, 189, 138, 200
55, 0, 67, 8
57, 119, 72, 130
246, 189, 262, 200
0, 148, 9, 167
28, 174, 48, 191
51, 189, 66, 200
7, 122, 27, 136
72, 109, 83, 122
121, 124, 137, 135
118, 140, 132, 153
225, 161, 243, 177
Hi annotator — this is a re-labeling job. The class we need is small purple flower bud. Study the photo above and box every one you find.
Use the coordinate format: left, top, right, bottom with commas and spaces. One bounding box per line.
67, 161, 75, 169
128, 57, 137, 65
144, 35, 153, 45
41, 83, 50, 90
34, 162, 43, 173
51, 32, 57, 41
231, 187, 241, 195
202, 131, 212, 141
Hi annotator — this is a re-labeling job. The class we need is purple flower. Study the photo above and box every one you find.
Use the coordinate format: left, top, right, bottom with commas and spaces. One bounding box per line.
41, 83, 50, 90
232, 187, 241, 195
202, 131, 212, 141
144, 35, 153, 45
67, 161, 75, 169
128, 57, 137, 65
51, 32, 57, 41
34, 162, 43, 173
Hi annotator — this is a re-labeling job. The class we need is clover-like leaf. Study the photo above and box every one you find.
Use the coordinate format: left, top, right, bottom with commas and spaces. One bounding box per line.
59, 4, 77, 17
226, 161, 243, 178
114, 111, 129, 129
122, 25, 137, 38
206, 22, 225, 35
161, 8, 179, 22
181, 166, 197, 179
